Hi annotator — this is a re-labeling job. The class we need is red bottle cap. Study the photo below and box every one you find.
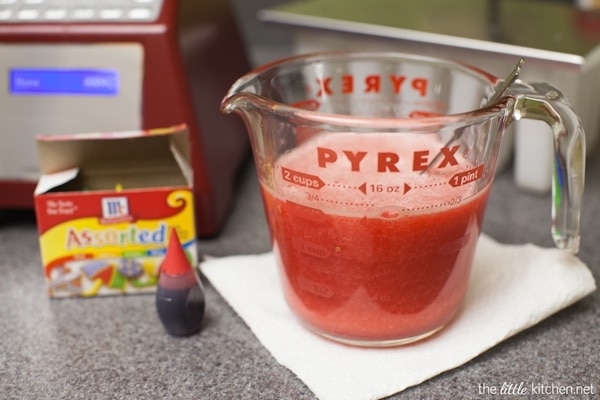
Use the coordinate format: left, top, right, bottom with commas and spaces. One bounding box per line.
160, 228, 193, 276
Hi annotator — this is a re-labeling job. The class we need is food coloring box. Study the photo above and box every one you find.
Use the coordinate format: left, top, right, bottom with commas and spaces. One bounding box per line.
34, 124, 197, 298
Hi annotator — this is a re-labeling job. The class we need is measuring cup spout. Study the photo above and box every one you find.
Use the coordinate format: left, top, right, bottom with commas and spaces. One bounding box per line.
221, 90, 260, 116
506, 82, 585, 253
220, 70, 272, 118
220, 76, 280, 152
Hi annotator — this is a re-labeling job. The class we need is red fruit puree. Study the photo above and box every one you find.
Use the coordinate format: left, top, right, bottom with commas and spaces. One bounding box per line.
260, 133, 492, 345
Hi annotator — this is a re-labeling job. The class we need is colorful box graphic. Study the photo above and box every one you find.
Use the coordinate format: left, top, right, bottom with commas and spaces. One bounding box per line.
34, 124, 197, 298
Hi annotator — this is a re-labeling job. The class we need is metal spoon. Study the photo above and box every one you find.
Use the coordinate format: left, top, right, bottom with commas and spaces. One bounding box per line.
422, 58, 524, 173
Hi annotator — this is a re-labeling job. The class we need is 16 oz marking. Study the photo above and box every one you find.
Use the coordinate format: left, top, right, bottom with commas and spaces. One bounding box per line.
369, 184, 401, 193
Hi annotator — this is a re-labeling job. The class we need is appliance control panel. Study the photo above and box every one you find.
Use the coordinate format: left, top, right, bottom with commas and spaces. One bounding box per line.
0, 43, 144, 181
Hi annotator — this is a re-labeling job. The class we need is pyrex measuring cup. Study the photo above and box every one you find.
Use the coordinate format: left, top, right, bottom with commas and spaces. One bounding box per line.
221, 51, 585, 347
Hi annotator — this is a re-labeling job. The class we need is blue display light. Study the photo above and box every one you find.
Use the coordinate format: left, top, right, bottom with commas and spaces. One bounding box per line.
9, 68, 119, 96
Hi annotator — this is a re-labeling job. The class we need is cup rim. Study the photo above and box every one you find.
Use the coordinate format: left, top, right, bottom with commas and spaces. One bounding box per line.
223, 50, 509, 130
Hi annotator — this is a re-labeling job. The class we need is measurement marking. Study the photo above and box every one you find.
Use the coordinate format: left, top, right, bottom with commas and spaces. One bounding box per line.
327, 183, 360, 190
415, 182, 446, 189
411, 204, 442, 211
409, 197, 462, 211
321, 198, 376, 207
449, 165, 484, 187
282, 167, 325, 189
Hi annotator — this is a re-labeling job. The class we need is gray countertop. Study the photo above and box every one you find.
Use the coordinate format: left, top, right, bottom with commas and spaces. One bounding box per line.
1, 153, 598, 399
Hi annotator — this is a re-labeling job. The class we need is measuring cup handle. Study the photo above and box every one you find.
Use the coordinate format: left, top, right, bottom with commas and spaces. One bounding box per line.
507, 81, 585, 253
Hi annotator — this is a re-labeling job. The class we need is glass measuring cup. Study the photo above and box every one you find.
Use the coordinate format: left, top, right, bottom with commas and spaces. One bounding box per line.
221, 51, 585, 347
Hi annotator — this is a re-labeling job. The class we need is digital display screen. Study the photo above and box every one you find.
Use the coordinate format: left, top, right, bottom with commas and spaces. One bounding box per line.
9, 68, 119, 96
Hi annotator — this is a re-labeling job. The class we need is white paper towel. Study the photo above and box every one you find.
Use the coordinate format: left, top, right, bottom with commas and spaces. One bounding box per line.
200, 234, 596, 400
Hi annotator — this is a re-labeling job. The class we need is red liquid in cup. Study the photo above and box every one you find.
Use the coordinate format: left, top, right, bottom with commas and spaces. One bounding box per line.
260, 133, 492, 344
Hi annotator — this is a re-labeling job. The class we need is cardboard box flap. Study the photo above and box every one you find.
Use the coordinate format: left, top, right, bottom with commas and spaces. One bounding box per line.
34, 167, 80, 195
35, 124, 192, 192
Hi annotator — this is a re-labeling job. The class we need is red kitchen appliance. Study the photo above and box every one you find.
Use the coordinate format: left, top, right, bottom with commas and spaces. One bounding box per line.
0, 0, 250, 236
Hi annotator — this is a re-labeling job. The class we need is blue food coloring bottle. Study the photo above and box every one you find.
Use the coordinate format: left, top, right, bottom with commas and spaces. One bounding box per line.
156, 228, 205, 336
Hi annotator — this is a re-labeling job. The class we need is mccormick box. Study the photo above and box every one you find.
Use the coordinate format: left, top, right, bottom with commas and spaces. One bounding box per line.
34, 124, 197, 298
